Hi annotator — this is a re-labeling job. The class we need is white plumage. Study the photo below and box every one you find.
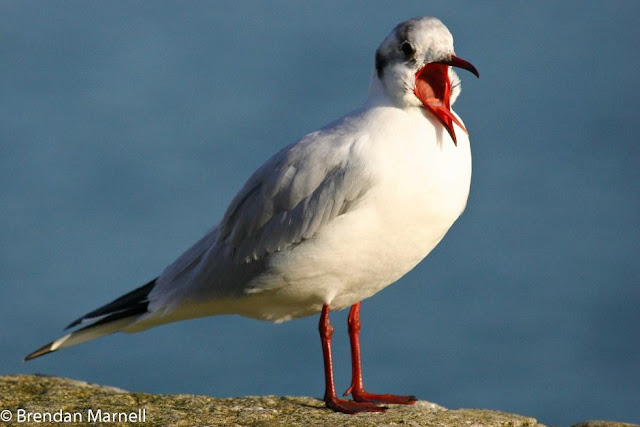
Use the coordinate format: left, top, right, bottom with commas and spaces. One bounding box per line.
26, 16, 478, 414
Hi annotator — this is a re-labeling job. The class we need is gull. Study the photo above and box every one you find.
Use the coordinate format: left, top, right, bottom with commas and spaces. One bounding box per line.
25, 16, 478, 413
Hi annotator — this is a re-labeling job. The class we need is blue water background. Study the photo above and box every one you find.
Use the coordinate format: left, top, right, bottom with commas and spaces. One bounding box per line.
2, 2, 639, 426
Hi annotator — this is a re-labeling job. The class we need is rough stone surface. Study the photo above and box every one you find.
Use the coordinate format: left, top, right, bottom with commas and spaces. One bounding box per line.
0, 374, 630, 427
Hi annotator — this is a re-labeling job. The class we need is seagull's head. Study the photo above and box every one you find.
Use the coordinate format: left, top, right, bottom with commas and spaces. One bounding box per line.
373, 17, 479, 144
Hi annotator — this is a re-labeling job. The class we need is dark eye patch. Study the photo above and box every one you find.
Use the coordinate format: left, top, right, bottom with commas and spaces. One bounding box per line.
400, 41, 415, 58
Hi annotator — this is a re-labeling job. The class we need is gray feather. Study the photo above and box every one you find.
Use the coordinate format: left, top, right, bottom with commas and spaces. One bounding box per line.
149, 121, 372, 305
219, 128, 372, 264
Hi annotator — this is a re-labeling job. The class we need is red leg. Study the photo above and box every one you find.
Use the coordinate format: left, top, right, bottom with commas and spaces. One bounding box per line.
343, 302, 417, 405
319, 304, 386, 413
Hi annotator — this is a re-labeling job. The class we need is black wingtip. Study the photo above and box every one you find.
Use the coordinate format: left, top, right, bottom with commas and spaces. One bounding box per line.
29, 278, 157, 360
24, 342, 56, 361
65, 318, 81, 330
64, 278, 157, 330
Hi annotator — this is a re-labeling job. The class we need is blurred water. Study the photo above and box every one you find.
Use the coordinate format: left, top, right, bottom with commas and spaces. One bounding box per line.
1, 2, 639, 426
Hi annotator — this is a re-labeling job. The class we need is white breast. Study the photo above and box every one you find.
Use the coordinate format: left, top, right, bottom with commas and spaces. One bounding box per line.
234, 106, 471, 322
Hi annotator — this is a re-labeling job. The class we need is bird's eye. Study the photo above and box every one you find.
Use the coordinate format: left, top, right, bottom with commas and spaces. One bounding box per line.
400, 41, 415, 58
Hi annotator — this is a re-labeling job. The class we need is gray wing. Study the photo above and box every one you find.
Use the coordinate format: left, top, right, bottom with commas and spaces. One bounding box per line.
219, 131, 372, 263
151, 129, 372, 303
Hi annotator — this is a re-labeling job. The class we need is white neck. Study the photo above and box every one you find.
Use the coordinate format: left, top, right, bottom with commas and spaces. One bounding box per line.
365, 72, 395, 108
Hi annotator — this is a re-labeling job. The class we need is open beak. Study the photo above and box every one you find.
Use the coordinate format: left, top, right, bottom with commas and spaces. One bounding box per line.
413, 55, 479, 145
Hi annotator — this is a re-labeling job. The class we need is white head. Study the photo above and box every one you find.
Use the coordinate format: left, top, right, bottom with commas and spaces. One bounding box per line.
373, 17, 479, 144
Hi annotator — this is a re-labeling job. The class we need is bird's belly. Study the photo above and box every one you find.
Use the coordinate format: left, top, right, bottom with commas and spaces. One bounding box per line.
235, 123, 472, 322
239, 165, 470, 321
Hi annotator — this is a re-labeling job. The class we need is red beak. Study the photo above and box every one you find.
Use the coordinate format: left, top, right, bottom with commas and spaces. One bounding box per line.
413, 55, 479, 145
